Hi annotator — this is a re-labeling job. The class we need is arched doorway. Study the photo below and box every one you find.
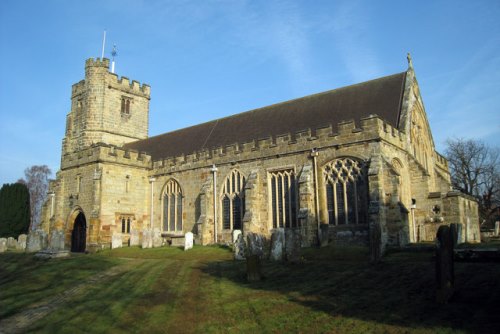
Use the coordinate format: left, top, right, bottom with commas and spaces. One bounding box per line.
71, 212, 87, 252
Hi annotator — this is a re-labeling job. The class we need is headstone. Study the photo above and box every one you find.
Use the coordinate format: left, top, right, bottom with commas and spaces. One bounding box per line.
129, 230, 140, 246
142, 229, 153, 249
7, 237, 17, 249
152, 228, 162, 248
270, 229, 284, 261
449, 223, 459, 248
26, 230, 48, 253
285, 229, 302, 263
17, 234, 27, 250
436, 225, 454, 304
246, 233, 264, 281
184, 232, 193, 251
370, 221, 382, 263
232, 229, 242, 244
49, 230, 65, 250
111, 233, 122, 249
495, 221, 500, 236
456, 223, 463, 244
0, 238, 7, 253
319, 224, 329, 247
234, 233, 246, 260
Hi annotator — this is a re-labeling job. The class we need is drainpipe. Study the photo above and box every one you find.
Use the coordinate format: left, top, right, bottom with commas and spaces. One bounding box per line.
310, 148, 320, 243
149, 177, 156, 230
211, 165, 218, 243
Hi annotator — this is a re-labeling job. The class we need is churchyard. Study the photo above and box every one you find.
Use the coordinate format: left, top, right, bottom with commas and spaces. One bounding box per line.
1, 245, 499, 333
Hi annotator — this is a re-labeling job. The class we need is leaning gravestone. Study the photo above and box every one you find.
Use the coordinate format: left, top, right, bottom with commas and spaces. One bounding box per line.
7, 237, 17, 249
234, 233, 246, 260
0, 238, 7, 253
246, 232, 264, 281
142, 229, 153, 249
129, 230, 140, 246
152, 228, 163, 248
270, 229, 285, 261
184, 232, 193, 251
436, 225, 454, 304
17, 234, 27, 250
111, 233, 123, 249
285, 229, 302, 263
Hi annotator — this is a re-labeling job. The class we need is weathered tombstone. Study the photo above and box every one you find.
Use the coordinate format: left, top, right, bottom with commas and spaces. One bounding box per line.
17, 234, 27, 250
26, 230, 44, 252
456, 223, 463, 244
232, 229, 242, 244
319, 224, 329, 247
495, 221, 500, 236
246, 232, 264, 281
111, 233, 123, 249
234, 233, 246, 260
449, 223, 459, 248
184, 232, 193, 251
142, 229, 153, 249
7, 237, 17, 249
129, 230, 140, 246
285, 229, 302, 263
152, 228, 162, 248
270, 229, 285, 261
49, 230, 65, 250
0, 238, 7, 253
436, 225, 454, 304
369, 221, 382, 263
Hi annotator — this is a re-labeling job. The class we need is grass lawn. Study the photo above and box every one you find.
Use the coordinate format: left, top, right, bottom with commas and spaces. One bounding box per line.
1, 245, 499, 333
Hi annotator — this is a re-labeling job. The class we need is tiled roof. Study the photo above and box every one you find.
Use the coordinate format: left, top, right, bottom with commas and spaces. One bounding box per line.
124, 72, 407, 160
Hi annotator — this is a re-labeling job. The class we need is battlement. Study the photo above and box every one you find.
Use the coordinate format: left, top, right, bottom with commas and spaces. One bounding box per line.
61, 143, 152, 170
85, 57, 110, 68
151, 115, 404, 173
108, 73, 151, 96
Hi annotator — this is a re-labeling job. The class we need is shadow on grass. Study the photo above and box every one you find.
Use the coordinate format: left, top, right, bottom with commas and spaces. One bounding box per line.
199, 245, 500, 333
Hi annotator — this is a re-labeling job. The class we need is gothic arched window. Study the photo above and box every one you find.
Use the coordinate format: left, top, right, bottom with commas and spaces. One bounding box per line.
221, 170, 245, 230
323, 158, 368, 225
162, 179, 183, 232
270, 169, 298, 228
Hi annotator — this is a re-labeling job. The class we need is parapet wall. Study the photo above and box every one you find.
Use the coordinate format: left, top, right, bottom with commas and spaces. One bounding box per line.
151, 114, 406, 174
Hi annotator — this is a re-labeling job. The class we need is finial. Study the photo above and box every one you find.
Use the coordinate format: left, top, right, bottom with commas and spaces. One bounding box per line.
407, 52, 413, 69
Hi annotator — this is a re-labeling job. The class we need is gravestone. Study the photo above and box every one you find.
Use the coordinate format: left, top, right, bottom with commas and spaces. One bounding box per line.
7, 237, 17, 249
436, 225, 454, 304
111, 233, 123, 249
0, 238, 7, 253
270, 229, 284, 261
129, 230, 140, 246
232, 229, 242, 244
449, 223, 459, 248
285, 229, 302, 263
17, 234, 27, 250
319, 224, 330, 247
49, 230, 65, 250
152, 228, 163, 248
142, 229, 153, 249
369, 221, 382, 263
246, 232, 264, 281
184, 232, 193, 251
234, 233, 246, 260
495, 221, 500, 236
26, 230, 48, 253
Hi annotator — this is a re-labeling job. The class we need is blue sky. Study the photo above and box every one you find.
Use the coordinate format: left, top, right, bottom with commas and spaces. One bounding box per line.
0, 0, 499, 185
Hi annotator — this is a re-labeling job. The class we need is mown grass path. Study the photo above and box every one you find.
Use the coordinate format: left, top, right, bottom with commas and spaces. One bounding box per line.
1, 246, 499, 333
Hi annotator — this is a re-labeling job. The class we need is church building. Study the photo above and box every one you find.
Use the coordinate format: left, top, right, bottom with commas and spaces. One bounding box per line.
40, 56, 480, 253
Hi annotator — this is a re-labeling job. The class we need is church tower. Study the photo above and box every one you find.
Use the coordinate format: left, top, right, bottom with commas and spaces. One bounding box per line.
62, 58, 151, 155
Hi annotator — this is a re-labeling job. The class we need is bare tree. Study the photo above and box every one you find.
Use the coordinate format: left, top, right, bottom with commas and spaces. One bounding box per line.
445, 138, 500, 228
18, 165, 52, 231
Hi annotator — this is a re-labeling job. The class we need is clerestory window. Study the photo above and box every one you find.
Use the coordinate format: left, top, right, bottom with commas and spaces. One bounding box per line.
269, 169, 298, 228
162, 179, 183, 232
221, 170, 245, 230
323, 158, 368, 225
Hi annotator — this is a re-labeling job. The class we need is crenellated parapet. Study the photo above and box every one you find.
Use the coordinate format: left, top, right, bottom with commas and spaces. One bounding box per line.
150, 115, 404, 175
108, 73, 151, 97
61, 143, 152, 170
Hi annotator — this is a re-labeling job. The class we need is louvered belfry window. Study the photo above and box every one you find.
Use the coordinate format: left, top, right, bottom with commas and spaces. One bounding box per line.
221, 170, 245, 230
323, 158, 368, 225
163, 179, 183, 232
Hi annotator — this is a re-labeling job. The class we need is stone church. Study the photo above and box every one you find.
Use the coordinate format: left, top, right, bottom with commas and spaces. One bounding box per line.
40, 55, 480, 253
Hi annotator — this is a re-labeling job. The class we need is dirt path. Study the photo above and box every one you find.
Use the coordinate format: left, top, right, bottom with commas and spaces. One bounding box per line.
0, 259, 138, 334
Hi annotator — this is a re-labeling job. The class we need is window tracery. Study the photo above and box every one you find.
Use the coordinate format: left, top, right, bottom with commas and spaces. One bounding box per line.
162, 179, 183, 232
221, 170, 245, 230
269, 169, 298, 228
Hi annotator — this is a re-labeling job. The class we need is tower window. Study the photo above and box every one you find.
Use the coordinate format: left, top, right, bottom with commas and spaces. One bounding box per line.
121, 97, 132, 117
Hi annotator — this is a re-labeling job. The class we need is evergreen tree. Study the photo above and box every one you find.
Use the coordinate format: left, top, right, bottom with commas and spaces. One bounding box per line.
0, 183, 30, 238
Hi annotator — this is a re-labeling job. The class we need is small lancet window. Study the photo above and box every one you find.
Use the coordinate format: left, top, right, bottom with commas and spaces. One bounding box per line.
121, 97, 131, 117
